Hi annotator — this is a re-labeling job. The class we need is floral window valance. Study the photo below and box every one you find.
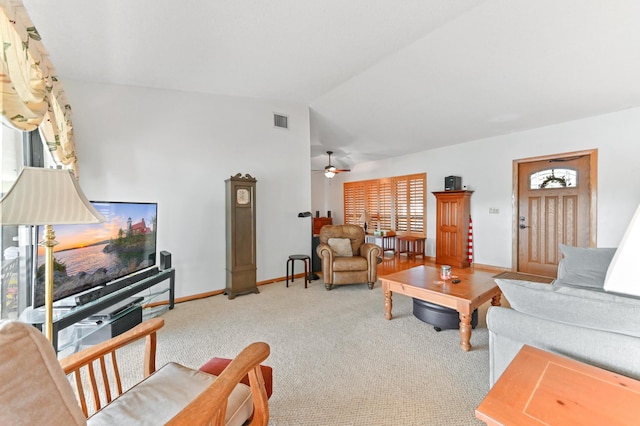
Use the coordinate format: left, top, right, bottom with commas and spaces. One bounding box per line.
1, 0, 78, 176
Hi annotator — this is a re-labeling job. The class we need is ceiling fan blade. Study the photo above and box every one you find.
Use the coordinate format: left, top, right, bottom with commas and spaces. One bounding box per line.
311, 168, 350, 173
311, 151, 351, 175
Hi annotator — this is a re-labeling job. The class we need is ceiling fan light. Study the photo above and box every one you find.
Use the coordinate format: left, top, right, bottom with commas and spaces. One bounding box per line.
324, 170, 336, 178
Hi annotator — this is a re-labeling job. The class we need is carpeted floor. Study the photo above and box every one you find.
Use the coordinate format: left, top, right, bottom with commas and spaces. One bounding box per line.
493, 271, 554, 284
118, 277, 495, 425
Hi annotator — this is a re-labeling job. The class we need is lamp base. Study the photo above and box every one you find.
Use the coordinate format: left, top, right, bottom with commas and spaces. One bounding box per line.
307, 272, 320, 281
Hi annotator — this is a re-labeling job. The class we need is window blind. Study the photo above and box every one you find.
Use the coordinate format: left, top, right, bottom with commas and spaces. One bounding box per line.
344, 173, 425, 235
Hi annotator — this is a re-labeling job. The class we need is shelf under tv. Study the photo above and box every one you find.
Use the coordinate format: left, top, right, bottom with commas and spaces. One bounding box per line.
21, 268, 175, 353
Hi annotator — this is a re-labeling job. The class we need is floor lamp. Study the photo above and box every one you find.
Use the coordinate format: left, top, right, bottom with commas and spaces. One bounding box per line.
0, 167, 105, 343
297, 211, 319, 281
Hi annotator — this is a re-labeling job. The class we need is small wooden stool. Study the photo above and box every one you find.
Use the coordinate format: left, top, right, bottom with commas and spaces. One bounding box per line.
286, 254, 310, 288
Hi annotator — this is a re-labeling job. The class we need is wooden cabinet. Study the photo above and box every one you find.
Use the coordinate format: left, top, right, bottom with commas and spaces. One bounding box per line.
225, 173, 258, 299
313, 217, 332, 235
433, 190, 473, 268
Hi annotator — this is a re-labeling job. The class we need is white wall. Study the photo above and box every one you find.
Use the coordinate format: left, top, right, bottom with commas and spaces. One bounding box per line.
67, 80, 312, 299
314, 107, 640, 269
310, 176, 340, 219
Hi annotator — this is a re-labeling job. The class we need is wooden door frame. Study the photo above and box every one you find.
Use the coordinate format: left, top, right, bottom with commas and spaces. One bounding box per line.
511, 149, 598, 272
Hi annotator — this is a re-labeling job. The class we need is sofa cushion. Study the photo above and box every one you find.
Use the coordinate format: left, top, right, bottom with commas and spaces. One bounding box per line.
553, 244, 616, 290
328, 238, 353, 257
496, 278, 640, 338
87, 362, 252, 426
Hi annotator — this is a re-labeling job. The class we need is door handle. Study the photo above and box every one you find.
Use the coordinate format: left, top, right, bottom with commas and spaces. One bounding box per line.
519, 224, 529, 229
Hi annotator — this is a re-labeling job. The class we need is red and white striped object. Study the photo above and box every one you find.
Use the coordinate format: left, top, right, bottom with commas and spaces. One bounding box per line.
468, 215, 473, 265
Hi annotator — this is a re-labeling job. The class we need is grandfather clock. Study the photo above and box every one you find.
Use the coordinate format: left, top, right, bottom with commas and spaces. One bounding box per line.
225, 173, 258, 299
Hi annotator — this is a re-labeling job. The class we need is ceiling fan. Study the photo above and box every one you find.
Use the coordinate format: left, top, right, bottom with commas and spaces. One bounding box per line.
313, 151, 351, 178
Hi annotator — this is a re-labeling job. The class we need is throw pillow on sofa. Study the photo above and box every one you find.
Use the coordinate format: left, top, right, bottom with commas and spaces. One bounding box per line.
554, 244, 616, 290
496, 278, 640, 338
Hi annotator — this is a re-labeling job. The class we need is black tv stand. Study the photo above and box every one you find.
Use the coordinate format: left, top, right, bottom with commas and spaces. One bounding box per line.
23, 268, 175, 353
75, 267, 160, 306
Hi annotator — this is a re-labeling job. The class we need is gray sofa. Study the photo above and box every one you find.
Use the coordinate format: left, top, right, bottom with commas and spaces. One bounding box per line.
487, 244, 640, 386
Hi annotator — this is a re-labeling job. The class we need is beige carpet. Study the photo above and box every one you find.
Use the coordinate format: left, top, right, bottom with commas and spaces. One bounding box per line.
119, 278, 494, 425
493, 271, 554, 284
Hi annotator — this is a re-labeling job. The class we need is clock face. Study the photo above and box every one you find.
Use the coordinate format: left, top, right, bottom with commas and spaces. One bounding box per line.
236, 188, 250, 205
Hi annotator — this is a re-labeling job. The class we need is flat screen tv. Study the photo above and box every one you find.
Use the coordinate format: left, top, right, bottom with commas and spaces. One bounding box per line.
34, 201, 157, 308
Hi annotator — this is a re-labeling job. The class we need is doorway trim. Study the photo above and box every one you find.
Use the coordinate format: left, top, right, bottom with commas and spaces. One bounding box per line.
511, 149, 598, 272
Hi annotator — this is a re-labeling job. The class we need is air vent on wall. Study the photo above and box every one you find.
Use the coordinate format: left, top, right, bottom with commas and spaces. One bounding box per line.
273, 113, 288, 129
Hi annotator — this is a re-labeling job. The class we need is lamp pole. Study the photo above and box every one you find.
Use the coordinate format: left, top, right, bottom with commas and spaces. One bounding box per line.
0, 167, 106, 345
298, 212, 319, 281
41, 225, 58, 342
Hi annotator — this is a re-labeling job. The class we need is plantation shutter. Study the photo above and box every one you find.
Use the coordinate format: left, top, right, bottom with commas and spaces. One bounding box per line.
378, 179, 392, 230
409, 175, 425, 234
344, 182, 365, 225
394, 178, 409, 232
344, 173, 425, 235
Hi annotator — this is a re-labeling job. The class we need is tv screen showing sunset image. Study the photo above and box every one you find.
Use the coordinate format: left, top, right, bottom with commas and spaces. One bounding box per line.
35, 201, 158, 307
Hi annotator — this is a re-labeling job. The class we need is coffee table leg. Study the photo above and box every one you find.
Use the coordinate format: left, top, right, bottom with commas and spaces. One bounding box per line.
383, 283, 393, 320
459, 312, 472, 352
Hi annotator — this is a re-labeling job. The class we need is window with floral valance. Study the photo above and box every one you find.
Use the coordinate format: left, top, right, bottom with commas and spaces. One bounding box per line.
0, 0, 78, 176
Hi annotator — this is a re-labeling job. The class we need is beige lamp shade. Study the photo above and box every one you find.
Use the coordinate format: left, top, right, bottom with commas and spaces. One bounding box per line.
604, 202, 640, 297
360, 210, 371, 224
0, 166, 104, 343
0, 167, 105, 225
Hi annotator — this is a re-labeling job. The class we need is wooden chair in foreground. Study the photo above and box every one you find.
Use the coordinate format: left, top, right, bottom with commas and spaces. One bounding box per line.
0, 318, 270, 426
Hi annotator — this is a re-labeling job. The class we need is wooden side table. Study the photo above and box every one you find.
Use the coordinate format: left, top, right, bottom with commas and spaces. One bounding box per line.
381, 235, 397, 254
397, 235, 425, 259
476, 345, 640, 425
365, 234, 397, 255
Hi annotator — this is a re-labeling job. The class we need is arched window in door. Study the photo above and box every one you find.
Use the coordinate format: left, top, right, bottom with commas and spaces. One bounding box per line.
529, 168, 577, 189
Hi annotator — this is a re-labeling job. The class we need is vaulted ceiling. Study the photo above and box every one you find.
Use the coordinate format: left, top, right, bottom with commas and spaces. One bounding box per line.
22, 0, 640, 171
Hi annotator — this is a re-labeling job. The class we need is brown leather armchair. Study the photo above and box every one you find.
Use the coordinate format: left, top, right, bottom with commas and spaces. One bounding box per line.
316, 225, 382, 290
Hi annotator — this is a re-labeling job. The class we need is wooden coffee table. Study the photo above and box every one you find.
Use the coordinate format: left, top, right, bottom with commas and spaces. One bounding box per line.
476, 345, 640, 425
380, 265, 501, 351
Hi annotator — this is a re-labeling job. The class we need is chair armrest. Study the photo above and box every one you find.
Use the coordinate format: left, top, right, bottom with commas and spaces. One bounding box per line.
60, 317, 165, 376
59, 318, 165, 417
317, 243, 334, 282
316, 243, 333, 260
167, 342, 271, 426
360, 243, 382, 263
487, 307, 640, 386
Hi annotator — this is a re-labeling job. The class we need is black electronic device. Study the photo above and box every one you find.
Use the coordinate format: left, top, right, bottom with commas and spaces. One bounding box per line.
81, 304, 143, 344
88, 296, 144, 320
75, 266, 159, 306
159, 251, 172, 270
445, 176, 462, 191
